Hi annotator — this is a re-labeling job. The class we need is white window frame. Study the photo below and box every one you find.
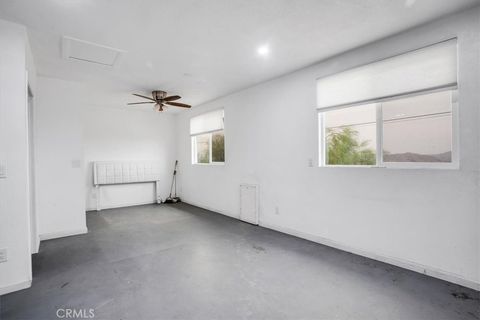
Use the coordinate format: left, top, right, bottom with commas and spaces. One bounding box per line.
318, 87, 459, 170
191, 129, 225, 165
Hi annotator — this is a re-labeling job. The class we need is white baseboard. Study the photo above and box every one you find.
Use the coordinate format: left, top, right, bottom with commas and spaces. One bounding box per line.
39, 227, 88, 241
182, 200, 239, 220
0, 280, 31, 296
183, 200, 479, 291
86, 200, 157, 212
260, 221, 480, 291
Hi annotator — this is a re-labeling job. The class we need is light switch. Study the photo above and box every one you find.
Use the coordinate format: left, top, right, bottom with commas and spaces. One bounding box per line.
0, 160, 6, 178
308, 158, 314, 167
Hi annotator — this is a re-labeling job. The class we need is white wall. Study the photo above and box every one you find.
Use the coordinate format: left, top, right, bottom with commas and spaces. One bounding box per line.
0, 19, 34, 295
176, 8, 480, 290
83, 105, 177, 211
35, 77, 87, 240
35, 75, 178, 236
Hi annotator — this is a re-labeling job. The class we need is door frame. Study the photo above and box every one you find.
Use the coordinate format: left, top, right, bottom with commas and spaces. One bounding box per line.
26, 72, 39, 254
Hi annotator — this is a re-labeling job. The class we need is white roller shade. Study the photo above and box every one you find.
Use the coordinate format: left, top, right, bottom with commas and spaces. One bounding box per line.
190, 109, 224, 135
317, 39, 457, 109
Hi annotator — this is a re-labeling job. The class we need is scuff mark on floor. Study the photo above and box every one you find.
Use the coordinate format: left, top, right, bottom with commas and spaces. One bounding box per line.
451, 292, 477, 301
95, 298, 114, 310
252, 245, 266, 253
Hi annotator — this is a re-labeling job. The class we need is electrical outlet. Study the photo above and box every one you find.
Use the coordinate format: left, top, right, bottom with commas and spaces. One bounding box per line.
71, 159, 81, 168
275, 206, 280, 215
308, 158, 313, 167
0, 248, 7, 263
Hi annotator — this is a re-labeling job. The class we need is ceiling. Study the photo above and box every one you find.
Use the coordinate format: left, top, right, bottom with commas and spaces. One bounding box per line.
0, 0, 478, 111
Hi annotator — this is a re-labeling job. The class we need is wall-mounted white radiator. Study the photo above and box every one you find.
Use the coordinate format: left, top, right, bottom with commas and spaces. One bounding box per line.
93, 161, 162, 211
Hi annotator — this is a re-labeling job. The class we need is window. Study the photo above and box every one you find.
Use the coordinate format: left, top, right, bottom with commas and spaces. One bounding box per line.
324, 104, 377, 166
320, 89, 456, 167
194, 133, 211, 164
211, 131, 225, 162
382, 91, 453, 163
317, 39, 458, 168
190, 109, 225, 164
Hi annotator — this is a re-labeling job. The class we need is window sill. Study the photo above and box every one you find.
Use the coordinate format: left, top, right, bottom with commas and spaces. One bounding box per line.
381, 162, 459, 170
192, 162, 225, 166
319, 162, 459, 170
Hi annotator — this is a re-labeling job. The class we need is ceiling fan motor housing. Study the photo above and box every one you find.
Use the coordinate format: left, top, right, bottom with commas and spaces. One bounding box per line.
152, 90, 167, 100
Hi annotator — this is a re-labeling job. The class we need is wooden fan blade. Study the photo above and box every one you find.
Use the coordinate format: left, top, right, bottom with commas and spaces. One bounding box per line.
166, 101, 191, 108
163, 95, 181, 101
133, 93, 156, 101
128, 102, 155, 105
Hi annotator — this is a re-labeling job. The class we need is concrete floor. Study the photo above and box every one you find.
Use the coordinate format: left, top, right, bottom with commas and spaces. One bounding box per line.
1, 203, 478, 320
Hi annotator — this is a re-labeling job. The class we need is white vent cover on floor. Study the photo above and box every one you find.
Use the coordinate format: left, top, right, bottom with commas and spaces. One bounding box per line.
62, 36, 125, 67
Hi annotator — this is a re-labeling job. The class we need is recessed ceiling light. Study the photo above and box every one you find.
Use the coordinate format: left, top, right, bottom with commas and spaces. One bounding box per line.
257, 44, 270, 57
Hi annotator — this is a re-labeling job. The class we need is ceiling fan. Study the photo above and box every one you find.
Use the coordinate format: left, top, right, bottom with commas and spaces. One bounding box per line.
127, 90, 191, 111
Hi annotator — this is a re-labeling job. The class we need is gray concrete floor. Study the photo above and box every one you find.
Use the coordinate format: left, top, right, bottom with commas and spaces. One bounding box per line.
1, 203, 478, 320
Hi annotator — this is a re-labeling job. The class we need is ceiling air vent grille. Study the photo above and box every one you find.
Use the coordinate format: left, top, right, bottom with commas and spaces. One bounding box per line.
62, 36, 125, 67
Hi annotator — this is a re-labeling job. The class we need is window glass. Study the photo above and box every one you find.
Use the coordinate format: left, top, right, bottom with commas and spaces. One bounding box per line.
382, 91, 452, 163
212, 131, 225, 162
190, 109, 225, 165
195, 134, 210, 164
324, 104, 377, 165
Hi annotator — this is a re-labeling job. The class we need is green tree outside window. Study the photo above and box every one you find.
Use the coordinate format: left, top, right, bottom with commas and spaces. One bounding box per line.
326, 127, 376, 165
